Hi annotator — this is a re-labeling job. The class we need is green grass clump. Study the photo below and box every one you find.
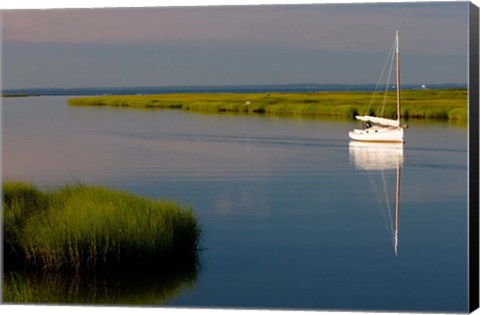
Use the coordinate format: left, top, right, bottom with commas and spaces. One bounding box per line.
3, 182, 201, 272
67, 89, 467, 121
3, 182, 50, 270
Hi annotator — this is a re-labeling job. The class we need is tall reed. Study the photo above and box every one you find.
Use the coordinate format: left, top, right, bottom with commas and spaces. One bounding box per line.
3, 182, 49, 270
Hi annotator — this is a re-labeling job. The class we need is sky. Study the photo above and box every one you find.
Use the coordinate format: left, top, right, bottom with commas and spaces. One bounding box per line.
0, 1, 471, 89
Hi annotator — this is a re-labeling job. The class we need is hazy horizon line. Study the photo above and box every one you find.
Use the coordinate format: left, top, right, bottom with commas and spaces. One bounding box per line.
2, 82, 468, 92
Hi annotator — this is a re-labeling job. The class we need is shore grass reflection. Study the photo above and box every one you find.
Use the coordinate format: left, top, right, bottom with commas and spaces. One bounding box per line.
4, 265, 198, 305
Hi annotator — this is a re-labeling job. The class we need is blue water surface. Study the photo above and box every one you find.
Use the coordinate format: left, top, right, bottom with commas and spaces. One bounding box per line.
2, 96, 468, 312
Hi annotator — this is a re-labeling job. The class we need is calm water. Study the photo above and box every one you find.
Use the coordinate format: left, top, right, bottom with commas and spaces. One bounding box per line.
3, 96, 468, 312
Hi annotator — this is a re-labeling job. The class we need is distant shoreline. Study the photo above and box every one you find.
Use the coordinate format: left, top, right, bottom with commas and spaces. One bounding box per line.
1, 83, 467, 97
67, 89, 468, 121
2, 94, 41, 97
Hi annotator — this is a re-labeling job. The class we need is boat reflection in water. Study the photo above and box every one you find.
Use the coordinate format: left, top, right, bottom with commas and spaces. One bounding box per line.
349, 141, 404, 256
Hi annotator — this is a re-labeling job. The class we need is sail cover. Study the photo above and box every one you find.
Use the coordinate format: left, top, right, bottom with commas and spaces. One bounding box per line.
355, 115, 400, 128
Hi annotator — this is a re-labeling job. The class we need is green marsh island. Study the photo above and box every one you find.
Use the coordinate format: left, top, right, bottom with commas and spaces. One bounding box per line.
3, 182, 201, 304
68, 89, 468, 121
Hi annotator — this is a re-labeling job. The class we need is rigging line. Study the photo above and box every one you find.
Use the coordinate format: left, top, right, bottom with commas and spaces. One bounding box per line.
381, 169, 395, 243
380, 45, 396, 117
368, 169, 393, 239
368, 171, 386, 213
365, 38, 396, 116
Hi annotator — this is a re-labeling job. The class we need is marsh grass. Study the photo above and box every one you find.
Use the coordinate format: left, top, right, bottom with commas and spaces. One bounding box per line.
3, 182, 200, 272
68, 89, 467, 121
3, 182, 50, 270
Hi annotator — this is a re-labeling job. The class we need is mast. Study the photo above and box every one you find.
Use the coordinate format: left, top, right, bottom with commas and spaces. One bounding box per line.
396, 30, 401, 122
394, 161, 401, 256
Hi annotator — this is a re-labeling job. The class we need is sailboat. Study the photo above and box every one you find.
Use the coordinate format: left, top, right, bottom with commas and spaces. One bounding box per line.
349, 141, 403, 255
349, 31, 405, 143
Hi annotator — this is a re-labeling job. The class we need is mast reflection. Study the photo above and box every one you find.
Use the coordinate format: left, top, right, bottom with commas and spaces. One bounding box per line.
349, 141, 404, 256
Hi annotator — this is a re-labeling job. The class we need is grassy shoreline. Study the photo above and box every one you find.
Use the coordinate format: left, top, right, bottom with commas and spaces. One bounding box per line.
3, 182, 201, 273
68, 89, 468, 121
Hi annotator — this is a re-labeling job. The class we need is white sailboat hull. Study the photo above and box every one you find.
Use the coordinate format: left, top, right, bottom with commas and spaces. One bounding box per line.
349, 126, 404, 143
